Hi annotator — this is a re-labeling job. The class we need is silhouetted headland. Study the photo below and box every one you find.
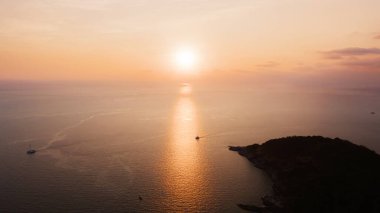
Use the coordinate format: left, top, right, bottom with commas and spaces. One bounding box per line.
229, 136, 380, 213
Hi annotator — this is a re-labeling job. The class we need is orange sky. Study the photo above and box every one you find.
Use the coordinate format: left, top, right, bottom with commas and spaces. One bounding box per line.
1, 0, 380, 83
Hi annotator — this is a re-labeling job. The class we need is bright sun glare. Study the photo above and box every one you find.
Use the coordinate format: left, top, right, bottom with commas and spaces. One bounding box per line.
174, 48, 198, 72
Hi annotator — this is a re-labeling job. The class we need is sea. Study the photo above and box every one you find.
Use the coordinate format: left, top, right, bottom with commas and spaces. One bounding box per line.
0, 81, 379, 212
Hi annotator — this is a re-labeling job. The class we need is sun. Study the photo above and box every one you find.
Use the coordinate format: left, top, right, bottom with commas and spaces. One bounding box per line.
173, 48, 198, 72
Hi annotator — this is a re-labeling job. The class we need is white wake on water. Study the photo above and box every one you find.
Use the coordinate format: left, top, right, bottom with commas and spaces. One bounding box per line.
38, 110, 129, 150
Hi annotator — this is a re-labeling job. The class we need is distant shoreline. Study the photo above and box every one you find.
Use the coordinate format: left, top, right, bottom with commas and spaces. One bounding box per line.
230, 136, 380, 212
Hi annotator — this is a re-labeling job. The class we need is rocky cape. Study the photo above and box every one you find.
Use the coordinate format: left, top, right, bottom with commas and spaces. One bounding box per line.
229, 136, 380, 213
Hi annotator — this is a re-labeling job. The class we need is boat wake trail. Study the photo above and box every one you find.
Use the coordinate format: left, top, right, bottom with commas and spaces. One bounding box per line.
11, 138, 39, 144
38, 111, 127, 150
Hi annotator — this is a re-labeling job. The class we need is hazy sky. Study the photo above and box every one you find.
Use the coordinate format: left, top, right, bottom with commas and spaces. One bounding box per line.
1, 0, 380, 85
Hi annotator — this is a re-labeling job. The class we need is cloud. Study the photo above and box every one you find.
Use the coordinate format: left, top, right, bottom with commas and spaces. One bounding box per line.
319, 47, 380, 73
341, 57, 380, 71
321, 47, 380, 59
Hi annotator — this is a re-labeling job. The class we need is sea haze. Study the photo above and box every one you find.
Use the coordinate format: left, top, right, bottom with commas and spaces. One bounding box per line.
0, 81, 379, 212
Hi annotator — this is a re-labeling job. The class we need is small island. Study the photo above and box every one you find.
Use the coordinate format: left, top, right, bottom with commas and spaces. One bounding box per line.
229, 136, 380, 213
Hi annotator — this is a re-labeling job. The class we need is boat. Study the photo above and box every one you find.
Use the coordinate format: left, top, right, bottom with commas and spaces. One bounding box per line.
195, 136, 200, 140
26, 144, 36, 154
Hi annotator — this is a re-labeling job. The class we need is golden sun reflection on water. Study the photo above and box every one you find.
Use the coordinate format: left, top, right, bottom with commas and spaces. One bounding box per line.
170, 97, 199, 173
179, 83, 192, 95
162, 87, 212, 211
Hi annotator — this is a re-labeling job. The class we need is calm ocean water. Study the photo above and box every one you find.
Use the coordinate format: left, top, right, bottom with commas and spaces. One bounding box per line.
0, 82, 379, 212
